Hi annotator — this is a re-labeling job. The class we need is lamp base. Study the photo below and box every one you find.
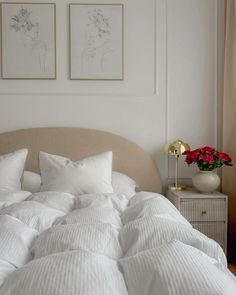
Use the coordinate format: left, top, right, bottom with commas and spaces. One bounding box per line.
168, 184, 187, 191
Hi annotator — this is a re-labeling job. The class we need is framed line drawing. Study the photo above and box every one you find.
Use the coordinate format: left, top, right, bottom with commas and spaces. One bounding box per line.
1, 2, 56, 79
69, 3, 124, 80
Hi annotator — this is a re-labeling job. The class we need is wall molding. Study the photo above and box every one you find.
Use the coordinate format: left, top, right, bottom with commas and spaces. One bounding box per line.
217, 0, 225, 151
166, 0, 219, 181
0, 93, 158, 98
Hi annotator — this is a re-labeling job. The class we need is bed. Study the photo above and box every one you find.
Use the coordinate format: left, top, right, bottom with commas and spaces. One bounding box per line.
0, 127, 235, 295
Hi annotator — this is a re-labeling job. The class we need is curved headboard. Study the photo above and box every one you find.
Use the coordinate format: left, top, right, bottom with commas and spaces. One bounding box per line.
0, 127, 162, 193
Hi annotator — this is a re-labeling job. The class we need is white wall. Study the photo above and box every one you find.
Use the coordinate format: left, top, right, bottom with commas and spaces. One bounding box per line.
0, 0, 221, 186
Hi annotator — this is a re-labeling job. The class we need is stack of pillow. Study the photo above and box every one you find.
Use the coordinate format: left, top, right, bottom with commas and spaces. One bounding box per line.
0, 149, 138, 200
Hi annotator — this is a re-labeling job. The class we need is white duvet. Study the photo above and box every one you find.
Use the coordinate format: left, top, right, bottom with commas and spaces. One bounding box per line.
0, 190, 235, 295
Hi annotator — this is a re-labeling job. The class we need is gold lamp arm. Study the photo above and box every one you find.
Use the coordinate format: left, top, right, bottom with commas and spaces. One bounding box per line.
175, 155, 179, 189
165, 139, 190, 191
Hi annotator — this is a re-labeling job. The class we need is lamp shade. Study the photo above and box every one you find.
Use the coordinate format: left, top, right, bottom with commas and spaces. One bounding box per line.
164, 139, 190, 156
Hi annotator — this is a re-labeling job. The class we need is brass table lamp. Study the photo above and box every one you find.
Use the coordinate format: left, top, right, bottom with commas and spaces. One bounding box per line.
165, 139, 190, 191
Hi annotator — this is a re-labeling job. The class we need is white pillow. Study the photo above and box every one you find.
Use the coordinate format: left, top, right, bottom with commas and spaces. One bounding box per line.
22, 170, 138, 197
39, 151, 114, 196
112, 171, 137, 199
22, 171, 41, 193
0, 149, 28, 190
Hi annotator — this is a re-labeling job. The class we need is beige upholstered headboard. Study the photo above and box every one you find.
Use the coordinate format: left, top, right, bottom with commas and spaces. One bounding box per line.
0, 127, 162, 193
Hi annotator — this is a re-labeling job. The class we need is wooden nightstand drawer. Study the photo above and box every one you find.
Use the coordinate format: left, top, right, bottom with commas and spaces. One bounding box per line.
180, 198, 226, 222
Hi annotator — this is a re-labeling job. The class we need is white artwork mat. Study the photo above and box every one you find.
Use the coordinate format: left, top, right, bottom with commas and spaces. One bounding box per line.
70, 4, 123, 80
1, 3, 56, 79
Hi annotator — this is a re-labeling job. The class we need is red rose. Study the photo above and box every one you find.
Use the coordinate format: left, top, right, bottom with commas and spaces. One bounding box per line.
201, 146, 214, 153
199, 153, 214, 164
183, 151, 192, 164
191, 149, 201, 162
185, 156, 193, 164
183, 150, 190, 156
216, 152, 232, 162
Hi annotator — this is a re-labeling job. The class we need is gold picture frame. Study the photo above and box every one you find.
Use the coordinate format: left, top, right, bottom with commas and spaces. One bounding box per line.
0, 2, 57, 80
69, 3, 124, 80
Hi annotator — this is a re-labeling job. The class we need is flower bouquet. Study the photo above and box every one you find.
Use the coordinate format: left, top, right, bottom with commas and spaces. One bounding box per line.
184, 146, 232, 193
184, 146, 232, 170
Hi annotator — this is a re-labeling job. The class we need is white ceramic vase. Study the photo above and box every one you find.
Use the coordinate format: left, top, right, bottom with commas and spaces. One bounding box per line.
192, 171, 220, 193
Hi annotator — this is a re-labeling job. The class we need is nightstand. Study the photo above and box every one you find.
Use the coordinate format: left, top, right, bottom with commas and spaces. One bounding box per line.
166, 188, 228, 253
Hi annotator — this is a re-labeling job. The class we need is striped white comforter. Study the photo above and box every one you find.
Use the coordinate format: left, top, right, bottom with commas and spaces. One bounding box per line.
0, 190, 235, 295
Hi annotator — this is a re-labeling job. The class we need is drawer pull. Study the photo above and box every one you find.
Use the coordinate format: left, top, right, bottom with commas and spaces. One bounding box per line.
202, 210, 207, 215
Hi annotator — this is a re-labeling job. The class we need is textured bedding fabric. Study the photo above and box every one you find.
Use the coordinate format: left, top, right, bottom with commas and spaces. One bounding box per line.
0, 190, 235, 295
